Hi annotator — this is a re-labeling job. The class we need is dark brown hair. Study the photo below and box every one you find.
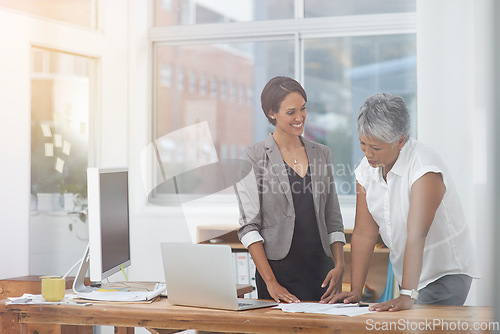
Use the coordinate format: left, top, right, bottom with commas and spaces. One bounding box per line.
261, 76, 307, 126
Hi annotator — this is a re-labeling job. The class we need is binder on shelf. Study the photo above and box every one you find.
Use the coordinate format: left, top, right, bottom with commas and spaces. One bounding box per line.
248, 253, 258, 298
232, 252, 238, 280
236, 252, 250, 286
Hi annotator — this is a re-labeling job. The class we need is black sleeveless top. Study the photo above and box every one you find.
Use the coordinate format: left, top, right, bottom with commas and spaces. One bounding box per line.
255, 163, 335, 301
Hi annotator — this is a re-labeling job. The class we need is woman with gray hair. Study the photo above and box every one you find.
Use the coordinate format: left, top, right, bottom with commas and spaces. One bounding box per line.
326, 93, 477, 311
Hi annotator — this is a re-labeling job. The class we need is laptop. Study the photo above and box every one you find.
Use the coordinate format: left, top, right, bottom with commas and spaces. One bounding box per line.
160, 242, 278, 311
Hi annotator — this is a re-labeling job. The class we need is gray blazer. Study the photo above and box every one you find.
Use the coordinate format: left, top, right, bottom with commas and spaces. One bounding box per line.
236, 134, 345, 260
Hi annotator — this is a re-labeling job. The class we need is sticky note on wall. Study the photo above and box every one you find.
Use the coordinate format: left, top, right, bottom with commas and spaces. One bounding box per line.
41, 124, 52, 137
63, 141, 71, 156
55, 157, 65, 174
45, 143, 54, 157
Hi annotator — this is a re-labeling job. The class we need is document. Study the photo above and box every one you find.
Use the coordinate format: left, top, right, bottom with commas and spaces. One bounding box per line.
7, 293, 76, 305
75, 290, 160, 302
274, 302, 375, 317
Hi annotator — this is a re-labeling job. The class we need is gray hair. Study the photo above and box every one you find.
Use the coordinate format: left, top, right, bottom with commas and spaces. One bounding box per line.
357, 93, 410, 144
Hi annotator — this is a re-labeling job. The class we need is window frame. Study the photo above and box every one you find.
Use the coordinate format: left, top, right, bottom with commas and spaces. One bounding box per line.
147, 10, 417, 223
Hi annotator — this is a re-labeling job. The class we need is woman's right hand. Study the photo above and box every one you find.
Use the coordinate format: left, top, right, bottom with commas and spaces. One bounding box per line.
266, 280, 300, 303
322, 290, 361, 304
246, 242, 300, 303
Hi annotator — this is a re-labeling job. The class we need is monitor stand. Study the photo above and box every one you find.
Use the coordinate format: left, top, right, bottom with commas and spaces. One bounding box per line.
73, 244, 98, 293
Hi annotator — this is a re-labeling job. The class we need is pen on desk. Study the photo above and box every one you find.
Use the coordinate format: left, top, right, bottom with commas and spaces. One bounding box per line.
64, 301, 92, 306
358, 303, 369, 307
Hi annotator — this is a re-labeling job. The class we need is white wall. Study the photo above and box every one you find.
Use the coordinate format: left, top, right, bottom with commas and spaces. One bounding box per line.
417, 0, 495, 306
0, 10, 31, 278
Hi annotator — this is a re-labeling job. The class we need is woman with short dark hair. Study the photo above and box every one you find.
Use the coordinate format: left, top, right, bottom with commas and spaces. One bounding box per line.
236, 76, 346, 303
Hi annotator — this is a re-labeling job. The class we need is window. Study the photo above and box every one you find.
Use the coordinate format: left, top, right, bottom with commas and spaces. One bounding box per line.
154, 40, 294, 178
160, 63, 172, 87
176, 67, 185, 91
150, 0, 416, 202
303, 35, 416, 194
154, 0, 415, 26
154, 0, 295, 26
189, 70, 197, 93
304, 0, 415, 17
210, 76, 218, 98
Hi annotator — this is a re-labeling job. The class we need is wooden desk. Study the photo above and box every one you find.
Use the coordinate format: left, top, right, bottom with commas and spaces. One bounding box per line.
0, 276, 253, 334
0, 297, 494, 334
0, 275, 93, 334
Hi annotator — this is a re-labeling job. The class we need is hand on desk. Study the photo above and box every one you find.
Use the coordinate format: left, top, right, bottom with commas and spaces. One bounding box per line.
321, 290, 414, 312
267, 280, 300, 303
368, 295, 414, 312
320, 290, 361, 304
320, 266, 343, 302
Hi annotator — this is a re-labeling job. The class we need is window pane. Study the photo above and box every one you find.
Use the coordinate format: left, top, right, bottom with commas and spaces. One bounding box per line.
153, 40, 294, 199
305, 0, 416, 17
154, 0, 294, 26
30, 47, 91, 274
0, 0, 97, 29
303, 34, 417, 195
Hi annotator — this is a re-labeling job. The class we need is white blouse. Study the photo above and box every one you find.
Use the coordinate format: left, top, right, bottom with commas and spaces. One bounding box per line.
355, 138, 478, 290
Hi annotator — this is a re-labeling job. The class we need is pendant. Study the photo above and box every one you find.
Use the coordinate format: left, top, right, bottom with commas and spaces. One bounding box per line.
293, 158, 297, 164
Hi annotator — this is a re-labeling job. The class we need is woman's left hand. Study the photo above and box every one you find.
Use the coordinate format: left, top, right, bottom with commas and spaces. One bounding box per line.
320, 265, 344, 301
369, 295, 415, 312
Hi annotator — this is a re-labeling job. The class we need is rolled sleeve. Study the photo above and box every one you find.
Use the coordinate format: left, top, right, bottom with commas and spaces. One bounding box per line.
354, 157, 370, 189
241, 231, 264, 248
235, 147, 264, 248
329, 231, 346, 245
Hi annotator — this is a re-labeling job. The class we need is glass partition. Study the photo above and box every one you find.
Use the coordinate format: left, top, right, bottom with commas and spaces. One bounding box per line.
30, 47, 92, 275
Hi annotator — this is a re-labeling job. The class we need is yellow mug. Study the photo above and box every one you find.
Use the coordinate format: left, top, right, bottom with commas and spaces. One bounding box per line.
41, 276, 66, 302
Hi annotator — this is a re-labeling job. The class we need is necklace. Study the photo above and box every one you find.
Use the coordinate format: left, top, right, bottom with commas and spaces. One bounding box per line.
280, 145, 298, 164
273, 134, 300, 164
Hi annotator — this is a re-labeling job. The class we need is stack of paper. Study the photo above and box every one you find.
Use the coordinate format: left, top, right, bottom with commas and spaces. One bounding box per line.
7, 293, 75, 305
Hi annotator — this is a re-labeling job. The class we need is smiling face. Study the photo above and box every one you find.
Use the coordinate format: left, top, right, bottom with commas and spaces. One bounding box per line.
359, 135, 406, 172
269, 91, 307, 137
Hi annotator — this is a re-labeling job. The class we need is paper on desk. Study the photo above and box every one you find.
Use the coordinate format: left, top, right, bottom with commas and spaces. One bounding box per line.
75, 290, 161, 302
7, 293, 76, 305
274, 302, 374, 317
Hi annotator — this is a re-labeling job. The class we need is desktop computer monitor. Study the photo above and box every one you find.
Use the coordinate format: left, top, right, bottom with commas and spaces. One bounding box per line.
73, 167, 131, 292
87, 167, 131, 282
